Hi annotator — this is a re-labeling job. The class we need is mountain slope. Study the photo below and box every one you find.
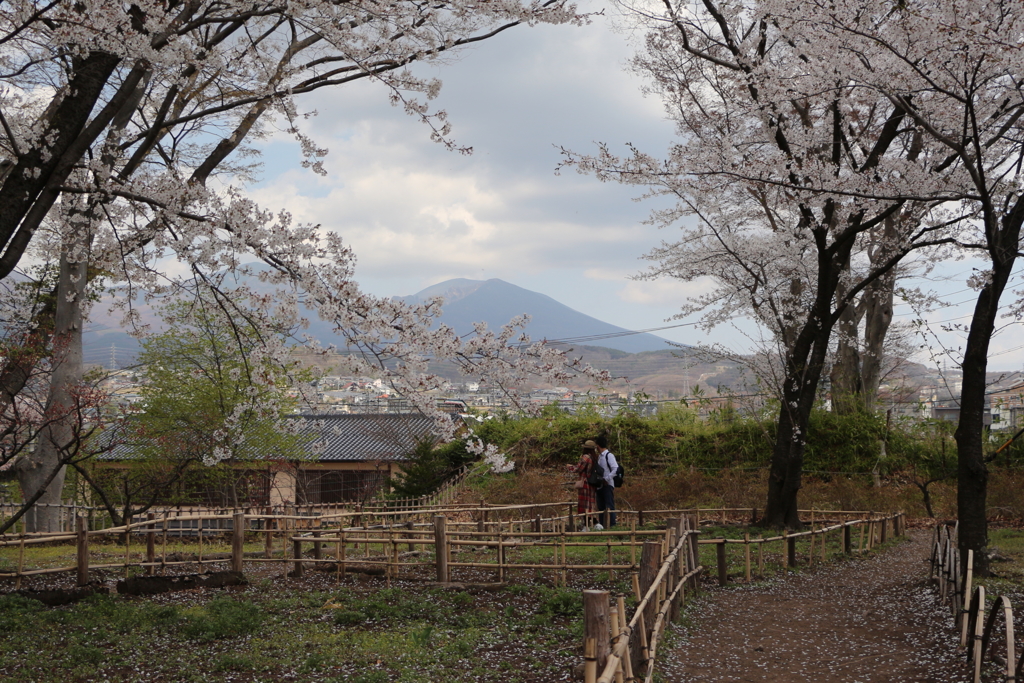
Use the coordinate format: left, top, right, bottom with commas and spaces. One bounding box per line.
401, 278, 673, 354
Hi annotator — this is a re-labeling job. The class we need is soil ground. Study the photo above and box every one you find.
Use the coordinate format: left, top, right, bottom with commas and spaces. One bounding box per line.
660, 530, 971, 682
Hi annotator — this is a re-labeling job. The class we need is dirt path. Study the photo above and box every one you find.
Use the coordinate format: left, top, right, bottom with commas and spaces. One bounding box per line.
659, 530, 970, 682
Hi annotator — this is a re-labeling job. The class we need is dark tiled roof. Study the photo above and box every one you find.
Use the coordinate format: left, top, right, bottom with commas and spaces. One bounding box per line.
96, 413, 437, 463
284, 414, 435, 462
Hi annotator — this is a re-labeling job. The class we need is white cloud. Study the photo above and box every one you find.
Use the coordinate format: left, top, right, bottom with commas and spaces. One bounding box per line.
618, 277, 716, 306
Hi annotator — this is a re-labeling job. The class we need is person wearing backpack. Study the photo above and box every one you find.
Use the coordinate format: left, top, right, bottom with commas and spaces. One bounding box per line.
594, 435, 617, 528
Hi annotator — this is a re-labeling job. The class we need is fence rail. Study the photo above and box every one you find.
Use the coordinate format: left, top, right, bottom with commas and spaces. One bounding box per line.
587, 510, 905, 683
0, 505, 902, 590
930, 522, 1023, 683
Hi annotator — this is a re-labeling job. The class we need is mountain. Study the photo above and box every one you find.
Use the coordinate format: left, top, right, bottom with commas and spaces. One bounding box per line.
81, 272, 674, 367
400, 278, 674, 354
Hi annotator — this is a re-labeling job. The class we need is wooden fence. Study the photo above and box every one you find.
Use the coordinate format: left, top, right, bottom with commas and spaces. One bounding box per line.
586, 510, 905, 683
0, 505, 902, 591
930, 522, 1022, 683
0, 465, 472, 535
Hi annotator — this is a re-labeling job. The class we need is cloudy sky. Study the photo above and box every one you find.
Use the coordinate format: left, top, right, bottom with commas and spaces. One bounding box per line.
245, 8, 1024, 373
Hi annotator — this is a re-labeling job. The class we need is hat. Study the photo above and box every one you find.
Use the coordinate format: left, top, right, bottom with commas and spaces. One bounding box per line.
583, 440, 599, 450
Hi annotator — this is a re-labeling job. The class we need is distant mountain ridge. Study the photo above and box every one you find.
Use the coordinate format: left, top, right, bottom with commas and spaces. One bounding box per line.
81, 272, 674, 366
400, 278, 674, 354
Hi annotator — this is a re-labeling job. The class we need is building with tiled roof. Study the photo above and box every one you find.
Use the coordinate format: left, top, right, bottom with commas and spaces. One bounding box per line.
95, 414, 438, 507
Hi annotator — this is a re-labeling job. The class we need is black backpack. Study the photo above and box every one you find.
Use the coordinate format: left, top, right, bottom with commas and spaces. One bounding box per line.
613, 463, 624, 488
587, 458, 605, 488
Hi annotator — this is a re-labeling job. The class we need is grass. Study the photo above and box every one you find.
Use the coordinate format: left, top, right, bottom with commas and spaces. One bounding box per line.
0, 572, 592, 682
0, 514, 916, 682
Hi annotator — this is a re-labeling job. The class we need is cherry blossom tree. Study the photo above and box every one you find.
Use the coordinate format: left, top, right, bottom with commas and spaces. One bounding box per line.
777, 0, 1024, 572
0, 0, 604, 531
562, 0, 965, 527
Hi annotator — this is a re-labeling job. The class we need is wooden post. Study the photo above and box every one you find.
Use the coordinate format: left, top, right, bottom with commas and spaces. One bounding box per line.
292, 538, 304, 577
406, 520, 415, 552
312, 529, 322, 561
638, 509, 645, 527
843, 523, 852, 554
583, 590, 611, 683
76, 516, 89, 586
880, 516, 888, 544
231, 512, 245, 573
744, 533, 751, 582
639, 541, 661, 645
716, 540, 728, 585
786, 531, 796, 568
498, 525, 505, 583
146, 513, 156, 575
534, 515, 541, 534
433, 515, 448, 582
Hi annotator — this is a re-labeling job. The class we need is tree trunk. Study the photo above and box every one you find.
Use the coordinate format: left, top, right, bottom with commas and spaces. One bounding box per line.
860, 271, 895, 412
829, 299, 863, 415
954, 202, 1023, 577
860, 214, 899, 411
762, 292, 836, 529
15, 231, 90, 532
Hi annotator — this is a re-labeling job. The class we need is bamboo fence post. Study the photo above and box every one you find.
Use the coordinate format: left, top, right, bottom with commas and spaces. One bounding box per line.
232, 512, 245, 573
197, 517, 204, 567
76, 516, 89, 586
341, 530, 347, 579
568, 504, 574, 532
960, 549, 974, 646
630, 519, 637, 568
161, 515, 168, 575
821, 527, 827, 562
583, 590, 611, 683
498, 524, 505, 583
312, 529, 322, 561
584, 638, 598, 683
561, 521, 567, 587
406, 521, 415, 552
744, 533, 751, 582
617, 595, 634, 682
433, 515, 448, 582
552, 525, 560, 587
808, 527, 815, 566
335, 535, 342, 584
146, 513, 156, 575
292, 537, 303, 577
607, 533, 615, 582
786, 531, 796, 568
265, 517, 273, 559
843, 523, 852, 554
716, 540, 727, 585
880, 516, 888, 544
16, 536, 24, 589
124, 514, 131, 578
757, 536, 763, 577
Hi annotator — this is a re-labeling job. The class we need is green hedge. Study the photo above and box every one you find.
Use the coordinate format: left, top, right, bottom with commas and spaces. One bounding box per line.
471, 405, 961, 476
